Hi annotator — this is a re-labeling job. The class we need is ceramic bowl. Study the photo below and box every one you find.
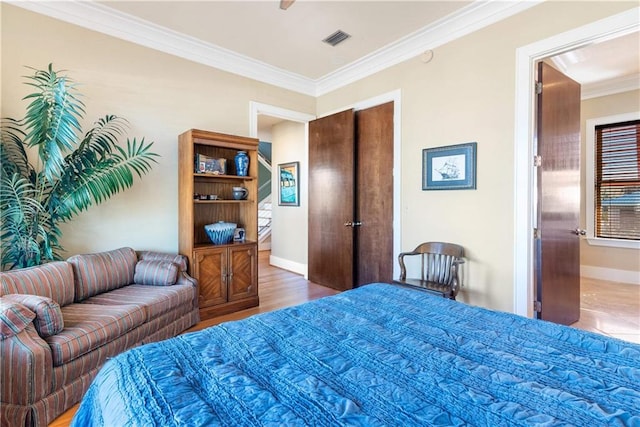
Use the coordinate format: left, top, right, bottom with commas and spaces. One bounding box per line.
204, 221, 237, 245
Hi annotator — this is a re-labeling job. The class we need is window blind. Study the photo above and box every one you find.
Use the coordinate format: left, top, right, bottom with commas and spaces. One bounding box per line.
595, 119, 640, 240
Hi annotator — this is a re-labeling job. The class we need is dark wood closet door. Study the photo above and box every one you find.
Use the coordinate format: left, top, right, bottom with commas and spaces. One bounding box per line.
535, 62, 581, 325
355, 102, 394, 285
308, 109, 355, 291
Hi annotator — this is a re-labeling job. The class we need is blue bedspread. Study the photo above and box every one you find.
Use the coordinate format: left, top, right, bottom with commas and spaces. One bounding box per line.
72, 283, 640, 426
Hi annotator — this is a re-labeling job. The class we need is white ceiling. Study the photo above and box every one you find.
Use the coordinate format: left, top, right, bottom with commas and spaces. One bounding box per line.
9, 1, 640, 98
99, 0, 472, 80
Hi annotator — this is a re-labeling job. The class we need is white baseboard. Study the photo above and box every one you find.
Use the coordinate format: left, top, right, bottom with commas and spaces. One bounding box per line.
581, 265, 640, 285
269, 255, 307, 277
258, 241, 271, 251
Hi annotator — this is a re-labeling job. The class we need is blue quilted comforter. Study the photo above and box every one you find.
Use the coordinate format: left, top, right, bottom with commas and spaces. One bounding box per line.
72, 283, 640, 426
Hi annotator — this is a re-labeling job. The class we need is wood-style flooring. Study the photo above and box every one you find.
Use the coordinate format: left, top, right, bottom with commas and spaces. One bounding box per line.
48, 252, 639, 426
572, 276, 640, 344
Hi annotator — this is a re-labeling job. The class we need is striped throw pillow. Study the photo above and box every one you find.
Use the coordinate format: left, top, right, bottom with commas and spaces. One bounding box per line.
68, 247, 137, 301
0, 299, 35, 339
3, 294, 64, 337
134, 260, 179, 286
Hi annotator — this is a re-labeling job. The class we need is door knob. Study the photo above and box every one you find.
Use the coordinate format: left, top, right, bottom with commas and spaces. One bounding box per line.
572, 228, 586, 236
344, 221, 363, 227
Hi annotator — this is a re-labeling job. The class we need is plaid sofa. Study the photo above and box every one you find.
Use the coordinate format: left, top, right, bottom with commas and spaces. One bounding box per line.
0, 247, 200, 427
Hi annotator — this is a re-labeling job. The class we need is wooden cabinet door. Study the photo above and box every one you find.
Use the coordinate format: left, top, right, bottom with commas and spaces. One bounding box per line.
228, 244, 258, 302
194, 247, 228, 308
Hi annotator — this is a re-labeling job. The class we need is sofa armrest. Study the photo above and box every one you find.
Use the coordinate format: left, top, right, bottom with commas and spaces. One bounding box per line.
0, 324, 52, 405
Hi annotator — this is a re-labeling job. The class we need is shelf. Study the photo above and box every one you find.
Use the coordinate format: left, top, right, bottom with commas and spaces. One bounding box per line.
194, 199, 253, 204
193, 173, 255, 181
194, 240, 256, 250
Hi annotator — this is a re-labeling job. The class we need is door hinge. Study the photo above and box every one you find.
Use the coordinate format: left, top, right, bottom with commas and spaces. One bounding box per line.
533, 300, 542, 313
535, 81, 543, 95
533, 155, 542, 167
533, 228, 541, 239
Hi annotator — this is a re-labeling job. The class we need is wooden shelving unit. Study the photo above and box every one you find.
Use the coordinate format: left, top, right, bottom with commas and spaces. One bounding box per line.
178, 129, 259, 319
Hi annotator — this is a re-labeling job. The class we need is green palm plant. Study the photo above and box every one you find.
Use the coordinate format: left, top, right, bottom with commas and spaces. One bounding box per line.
1, 64, 158, 270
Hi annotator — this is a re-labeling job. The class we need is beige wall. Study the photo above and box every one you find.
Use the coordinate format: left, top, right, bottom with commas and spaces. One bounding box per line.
1, 4, 315, 256
317, 1, 637, 311
2, 2, 637, 311
580, 89, 640, 275
270, 120, 308, 272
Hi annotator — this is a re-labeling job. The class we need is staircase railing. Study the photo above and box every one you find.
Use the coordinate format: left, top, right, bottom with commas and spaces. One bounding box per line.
257, 152, 272, 242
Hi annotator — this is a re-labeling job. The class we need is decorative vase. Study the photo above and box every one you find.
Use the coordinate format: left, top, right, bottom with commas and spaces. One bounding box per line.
204, 221, 237, 245
234, 151, 249, 176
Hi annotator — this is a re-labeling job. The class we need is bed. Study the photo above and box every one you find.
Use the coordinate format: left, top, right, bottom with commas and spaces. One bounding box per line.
72, 283, 639, 426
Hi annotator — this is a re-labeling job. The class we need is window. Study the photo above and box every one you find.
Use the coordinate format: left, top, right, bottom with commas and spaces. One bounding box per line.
586, 112, 640, 248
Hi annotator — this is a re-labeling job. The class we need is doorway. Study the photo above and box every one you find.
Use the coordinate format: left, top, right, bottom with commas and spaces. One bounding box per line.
514, 8, 639, 318
250, 90, 403, 282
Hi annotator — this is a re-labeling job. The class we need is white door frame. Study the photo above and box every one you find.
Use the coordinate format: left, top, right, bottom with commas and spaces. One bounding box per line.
513, 7, 639, 317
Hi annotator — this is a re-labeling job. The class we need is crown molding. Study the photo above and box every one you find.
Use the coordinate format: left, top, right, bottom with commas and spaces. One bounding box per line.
7, 0, 317, 96
582, 72, 640, 100
315, 0, 542, 95
9, 0, 541, 97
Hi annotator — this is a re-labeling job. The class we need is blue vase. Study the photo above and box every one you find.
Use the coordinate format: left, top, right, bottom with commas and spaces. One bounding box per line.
234, 151, 249, 176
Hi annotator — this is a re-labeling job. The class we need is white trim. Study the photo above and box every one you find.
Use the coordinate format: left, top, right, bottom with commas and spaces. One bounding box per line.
514, 7, 640, 318
9, 0, 539, 97
585, 111, 640, 250
269, 255, 307, 277
581, 265, 640, 285
582, 73, 640, 100
587, 237, 640, 249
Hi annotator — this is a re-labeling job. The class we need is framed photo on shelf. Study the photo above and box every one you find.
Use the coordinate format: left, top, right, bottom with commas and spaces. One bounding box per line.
278, 162, 300, 206
423, 142, 477, 190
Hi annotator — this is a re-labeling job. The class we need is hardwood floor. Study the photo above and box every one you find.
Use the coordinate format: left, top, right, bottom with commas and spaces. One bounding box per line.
48, 255, 638, 426
572, 276, 640, 344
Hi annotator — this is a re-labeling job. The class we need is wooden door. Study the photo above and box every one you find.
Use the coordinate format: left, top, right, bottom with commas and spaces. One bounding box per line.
308, 109, 356, 291
535, 62, 581, 325
193, 247, 227, 307
228, 244, 258, 301
355, 102, 394, 285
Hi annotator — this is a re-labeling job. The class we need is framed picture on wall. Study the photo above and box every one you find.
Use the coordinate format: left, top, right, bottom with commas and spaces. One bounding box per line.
423, 142, 477, 190
278, 161, 300, 206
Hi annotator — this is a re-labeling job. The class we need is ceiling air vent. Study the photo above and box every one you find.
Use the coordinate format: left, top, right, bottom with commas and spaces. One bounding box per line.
323, 30, 351, 47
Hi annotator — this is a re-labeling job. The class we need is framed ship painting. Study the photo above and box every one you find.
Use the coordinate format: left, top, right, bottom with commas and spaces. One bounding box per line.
278, 161, 300, 206
423, 142, 477, 190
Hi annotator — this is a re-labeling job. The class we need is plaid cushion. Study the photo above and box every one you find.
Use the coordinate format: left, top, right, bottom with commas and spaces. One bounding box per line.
46, 303, 146, 366
134, 260, 178, 286
2, 294, 64, 338
67, 247, 137, 302
0, 261, 75, 307
137, 251, 188, 272
0, 299, 35, 339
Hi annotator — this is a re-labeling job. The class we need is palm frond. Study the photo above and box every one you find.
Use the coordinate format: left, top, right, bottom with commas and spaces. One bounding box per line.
0, 173, 57, 269
0, 118, 34, 180
78, 115, 129, 158
22, 64, 85, 183
51, 138, 158, 220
